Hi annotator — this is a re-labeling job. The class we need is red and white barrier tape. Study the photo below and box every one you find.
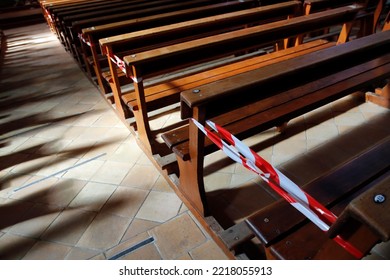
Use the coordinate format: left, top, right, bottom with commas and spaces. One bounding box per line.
78, 33, 91, 47
192, 118, 364, 259
108, 53, 127, 75
107, 52, 143, 83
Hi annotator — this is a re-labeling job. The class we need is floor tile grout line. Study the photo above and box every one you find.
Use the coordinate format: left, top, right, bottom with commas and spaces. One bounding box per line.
12, 153, 107, 192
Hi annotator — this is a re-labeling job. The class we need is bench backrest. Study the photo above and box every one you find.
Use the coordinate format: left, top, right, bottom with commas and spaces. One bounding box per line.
99, 1, 301, 56
180, 30, 390, 120
51, 0, 138, 16
65, 0, 215, 27
81, 0, 260, 48
122, 5, 363, 80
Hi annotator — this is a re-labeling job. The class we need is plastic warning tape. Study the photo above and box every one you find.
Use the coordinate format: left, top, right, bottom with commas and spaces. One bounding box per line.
192, 118, 363, 259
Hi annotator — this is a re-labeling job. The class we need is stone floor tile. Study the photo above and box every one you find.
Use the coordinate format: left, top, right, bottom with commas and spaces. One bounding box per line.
204, 172, 233, 193
76, 212, 131, 251
22, 240, 73, 260
152, 175, 174, 193
9, 175, 60, 202
65, 246, 102, 260
136, 191, 182, 223
0, 233, 37, 260
32, 178, 87, 208
35, 155, 80, 177
68, 181, 117, 212
190, 240, 230, 260
150, 213, 207, 259
7, 203, 62, 238
121, 164, 159, 190
106, 140, 144, 164
91, 161, 133, 185
100, 186, 148, 218
121, 218, 161, 242
40, 208, 96, 245
61, 158, 105, 181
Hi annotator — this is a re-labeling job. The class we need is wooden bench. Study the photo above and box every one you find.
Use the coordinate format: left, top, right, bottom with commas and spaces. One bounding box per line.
80, 0, 261, 94
60, 0, 219, 61
99, 0, 302, 112
303, 0, 386, 35
160, 29, 390, 220
242, 137, 390, 259
107, 5, 362, 157
42, 0, 136, 47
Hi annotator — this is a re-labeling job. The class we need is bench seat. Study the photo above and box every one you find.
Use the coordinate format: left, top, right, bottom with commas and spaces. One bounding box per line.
243, 137, 390, 259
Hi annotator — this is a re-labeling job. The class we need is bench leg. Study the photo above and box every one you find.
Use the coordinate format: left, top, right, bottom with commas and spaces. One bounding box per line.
176, 117, 209, 216
366, 81, 390, 109
176, 156, 208, 216
276, 121, 288, 133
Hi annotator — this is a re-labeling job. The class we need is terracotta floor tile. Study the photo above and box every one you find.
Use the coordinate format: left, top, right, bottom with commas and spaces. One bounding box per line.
150, 213, 207, 259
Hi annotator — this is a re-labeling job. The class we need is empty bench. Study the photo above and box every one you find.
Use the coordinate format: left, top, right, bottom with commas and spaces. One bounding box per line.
80, 0, 260, 94
62, 0, 221, 61
107, 4, 362, 157
98, 0, 300, 112
160, 30, 390, 218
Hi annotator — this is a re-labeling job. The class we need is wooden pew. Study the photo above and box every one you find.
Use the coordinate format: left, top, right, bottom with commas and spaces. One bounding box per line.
105, 5, 362, 157
80, 0, 261, 94
60, 0, 218, 60
303, 0, 386, 35
243, 137, 390, 259
100, 1, 310, 150
96, 0, 296, 96
160, 29, 390, 219
41, 0, 133, 44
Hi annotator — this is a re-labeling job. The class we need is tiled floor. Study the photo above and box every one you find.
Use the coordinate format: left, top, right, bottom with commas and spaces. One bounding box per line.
0, 22, 389, 260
